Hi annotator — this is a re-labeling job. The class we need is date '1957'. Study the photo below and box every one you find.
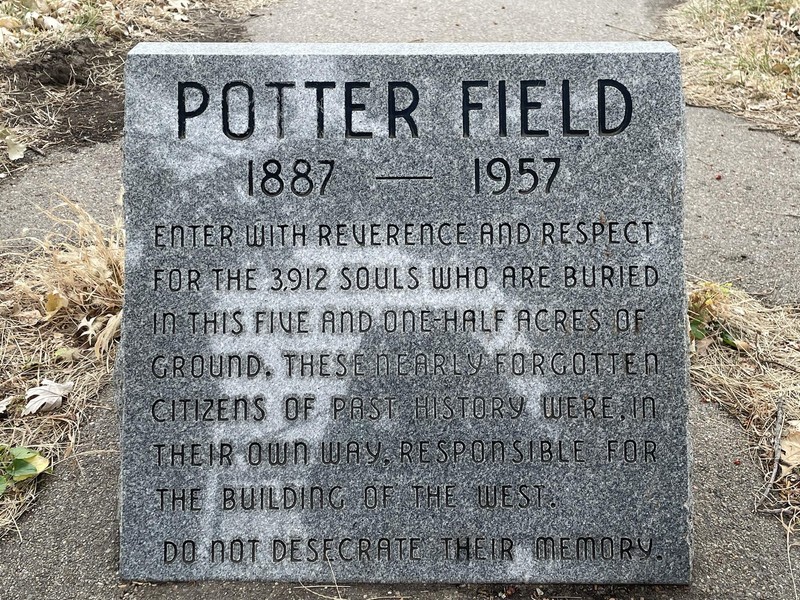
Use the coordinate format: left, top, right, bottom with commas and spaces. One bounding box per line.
475, 157, 561, 195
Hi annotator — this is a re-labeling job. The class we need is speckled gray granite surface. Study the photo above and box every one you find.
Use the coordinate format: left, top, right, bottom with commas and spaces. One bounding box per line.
122, 42, 689, 584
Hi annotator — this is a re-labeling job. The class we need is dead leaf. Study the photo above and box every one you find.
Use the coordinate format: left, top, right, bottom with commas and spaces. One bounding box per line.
780, 431, 800, 479
56, 0, 80, 17
695, 337, 714, 357
23, 11, 42, 28
0, 29, 18, 49
78, 314, 107, 344
0, 16, 23, 30
0, 397, 13, 416
40, 15, 64, 31
54, 347, 82, 363
0, 129, 26, 161
724, 69, 744, 85
17, 0, 51, 16
772, 62, 792, 75
94, 311, 121, 358
44, 290, 69, 316
6, 136, 26, 161
166, 0, 189, 11
22, 379, 74, 416
107, 22, 129, 38
733, 339, 751, 352
34, 0, 51, 15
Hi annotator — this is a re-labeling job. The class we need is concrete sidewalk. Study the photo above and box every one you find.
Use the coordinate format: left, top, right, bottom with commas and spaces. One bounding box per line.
1, 1, 798, 599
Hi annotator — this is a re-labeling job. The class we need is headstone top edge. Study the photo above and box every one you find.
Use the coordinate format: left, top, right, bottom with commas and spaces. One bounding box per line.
126, 40, 678, 58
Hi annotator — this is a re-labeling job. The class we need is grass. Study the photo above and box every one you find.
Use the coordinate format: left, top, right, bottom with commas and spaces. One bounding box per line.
664, 0, 800, 138
0, 199, 123, 536
688, 280, 800, 536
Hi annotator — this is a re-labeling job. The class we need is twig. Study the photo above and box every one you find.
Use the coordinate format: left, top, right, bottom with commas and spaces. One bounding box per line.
295, 583, 347, 600
789, 527, 799, 600
759, 397, 785, 508
748, 126, 781, 134
328, 556, 344, 600
750, 288, 777, 299
763, 359, 800, 374
292, 585, 351, 591
603, 23, 657, 40
761, 507, 795, 514
765, 210, 800, 219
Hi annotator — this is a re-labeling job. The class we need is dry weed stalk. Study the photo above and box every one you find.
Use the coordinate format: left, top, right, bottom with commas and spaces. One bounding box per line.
688, 280, 800, 534
664, 0, 800, 139
0, 197, 123, 536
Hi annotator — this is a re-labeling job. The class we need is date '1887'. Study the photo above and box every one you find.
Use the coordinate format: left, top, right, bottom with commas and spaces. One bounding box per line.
247, 159, 335, 197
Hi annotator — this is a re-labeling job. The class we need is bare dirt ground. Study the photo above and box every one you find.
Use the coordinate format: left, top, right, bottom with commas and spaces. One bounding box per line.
1, 13, 249, 180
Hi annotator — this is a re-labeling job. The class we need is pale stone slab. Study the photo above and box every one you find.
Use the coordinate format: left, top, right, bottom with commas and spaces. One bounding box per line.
122, 42, 690, 584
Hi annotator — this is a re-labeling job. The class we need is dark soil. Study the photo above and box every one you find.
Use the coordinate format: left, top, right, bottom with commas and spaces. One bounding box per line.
7, 38, 125, 148
10, 37, 102, 86
1, 14, 248, 182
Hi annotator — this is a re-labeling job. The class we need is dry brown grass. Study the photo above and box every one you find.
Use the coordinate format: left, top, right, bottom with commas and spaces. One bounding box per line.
664, 0, 800, 139
0, 198, 123, 537
1, 0, 186, 53
688, 280, 800, 536
0, 0, 260, 60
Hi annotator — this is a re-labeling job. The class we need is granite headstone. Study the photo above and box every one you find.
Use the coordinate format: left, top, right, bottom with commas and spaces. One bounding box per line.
122, 42, 690, 584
